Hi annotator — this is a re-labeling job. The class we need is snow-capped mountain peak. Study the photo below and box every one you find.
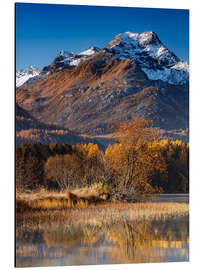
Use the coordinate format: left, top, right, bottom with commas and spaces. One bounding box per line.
109, 31, 161, 48
16, 66, 40, 88
49, 46, 101, 69
79, 46, 100, 56
107, 31, 179, 66
107, 31, 188, 85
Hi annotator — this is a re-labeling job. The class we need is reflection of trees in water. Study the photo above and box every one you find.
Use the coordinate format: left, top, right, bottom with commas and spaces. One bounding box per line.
105, 217, 189, 263
16, 215, 189, 266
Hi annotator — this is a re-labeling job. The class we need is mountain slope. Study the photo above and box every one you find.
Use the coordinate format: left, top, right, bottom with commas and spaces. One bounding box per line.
16, 104, 105, 147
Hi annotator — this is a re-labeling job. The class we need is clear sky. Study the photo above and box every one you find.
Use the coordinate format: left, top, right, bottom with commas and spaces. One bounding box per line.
16, 3, 189, 71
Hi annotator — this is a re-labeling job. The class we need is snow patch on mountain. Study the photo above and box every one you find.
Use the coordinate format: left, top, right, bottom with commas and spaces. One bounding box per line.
79, 46, 100, 56
171, 61, 189, 72
142, 61, 189, 85
16, 66, 40, 87
57, 46, 100, 67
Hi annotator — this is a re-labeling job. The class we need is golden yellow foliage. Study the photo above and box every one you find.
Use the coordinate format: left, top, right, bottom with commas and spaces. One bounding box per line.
105, 117, 167, 193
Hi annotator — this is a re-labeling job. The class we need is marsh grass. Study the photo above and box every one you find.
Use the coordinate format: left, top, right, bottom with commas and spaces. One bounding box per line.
16, 189, 189, 232
16, 184, 113, 212
16, 201, 189, 229
16, 197, 90, 211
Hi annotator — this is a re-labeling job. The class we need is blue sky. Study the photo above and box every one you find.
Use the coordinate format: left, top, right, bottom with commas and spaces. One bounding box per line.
16, 3, 189, 70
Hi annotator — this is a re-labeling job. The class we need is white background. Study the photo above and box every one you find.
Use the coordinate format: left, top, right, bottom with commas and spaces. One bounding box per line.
0, 0, 202, 269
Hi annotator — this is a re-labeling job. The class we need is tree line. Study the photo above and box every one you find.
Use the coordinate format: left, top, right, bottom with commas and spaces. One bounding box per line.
16, 118, 189, 196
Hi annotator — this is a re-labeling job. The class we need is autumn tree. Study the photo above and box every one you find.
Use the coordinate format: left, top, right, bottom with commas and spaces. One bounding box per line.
73, 143, 109, 186
105, 117, 167, 195
45, 154, 83, 190
158, 140, 189, 193
16, 149, 44, 190
16, 148, 26, 191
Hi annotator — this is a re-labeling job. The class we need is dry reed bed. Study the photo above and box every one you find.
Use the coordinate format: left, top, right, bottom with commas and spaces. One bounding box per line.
16, 186, 111, 212
16, 187, 102, 201
16, 189, 72, 201
16, 200, 189, 229
16, 189, 189, 228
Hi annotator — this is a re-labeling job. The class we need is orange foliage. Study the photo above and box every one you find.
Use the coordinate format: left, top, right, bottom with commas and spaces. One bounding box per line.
105, 117, 167, 193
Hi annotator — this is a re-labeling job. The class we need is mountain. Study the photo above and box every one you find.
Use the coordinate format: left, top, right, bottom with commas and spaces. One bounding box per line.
16, 31, 189, 142
16, 66, 40, 88
16, 32, 189, 87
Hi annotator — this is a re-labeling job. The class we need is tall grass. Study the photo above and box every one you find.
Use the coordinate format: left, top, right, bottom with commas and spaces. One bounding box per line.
16, 185, 109, 212
16, 201, 189, 228
16, 197, 90, 211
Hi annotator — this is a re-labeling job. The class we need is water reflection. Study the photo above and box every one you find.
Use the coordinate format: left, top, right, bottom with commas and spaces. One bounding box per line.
16, 215, 189, 267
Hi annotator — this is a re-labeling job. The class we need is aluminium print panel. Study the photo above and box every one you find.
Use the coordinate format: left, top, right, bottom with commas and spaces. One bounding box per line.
15, 3, 189, 267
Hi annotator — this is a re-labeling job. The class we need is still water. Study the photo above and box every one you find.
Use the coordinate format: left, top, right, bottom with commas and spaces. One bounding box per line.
16, 194, 189, 267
